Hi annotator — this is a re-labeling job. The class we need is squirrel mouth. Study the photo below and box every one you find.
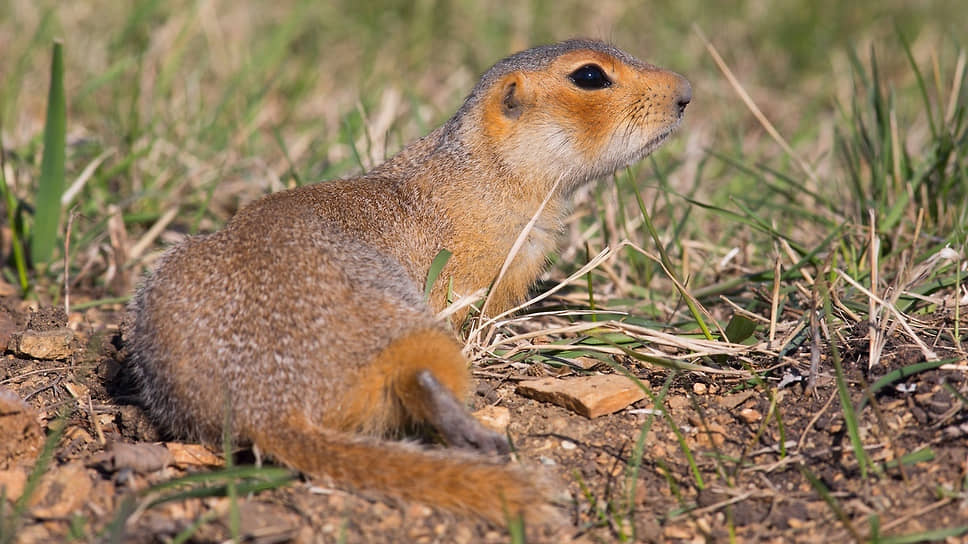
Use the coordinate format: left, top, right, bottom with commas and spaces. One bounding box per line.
633, 123, 679, 161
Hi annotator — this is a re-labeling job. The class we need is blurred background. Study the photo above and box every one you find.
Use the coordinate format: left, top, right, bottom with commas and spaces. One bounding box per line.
0, 0, 965, 302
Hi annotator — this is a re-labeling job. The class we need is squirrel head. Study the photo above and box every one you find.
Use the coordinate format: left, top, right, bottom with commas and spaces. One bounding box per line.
449, 39, 691, 196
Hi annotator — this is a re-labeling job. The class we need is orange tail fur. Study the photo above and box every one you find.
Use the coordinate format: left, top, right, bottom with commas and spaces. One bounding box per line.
251, 417, 546, 525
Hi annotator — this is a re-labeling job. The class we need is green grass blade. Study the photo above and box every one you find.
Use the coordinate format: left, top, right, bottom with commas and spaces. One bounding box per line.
0, 136, 28, 293
771, 389, 787, 458
145, 473, 297, 509
896, 25, 937, 139
630, 177, 713, 340
507, 512, 526, 544
624, 372, 674, 516
75, 56, 135, 102
942, 381, 968, 408
221, 412, 241, 543
723, 314, 757, 343
424, 248, 452, 300
879, 447, 934, 472
143, 466, 295, 493
858, 359, 953, 411
31, 40, 67, 270
169, 510, 219, 544
820, 272, 872, 479
601, 354, 705, 490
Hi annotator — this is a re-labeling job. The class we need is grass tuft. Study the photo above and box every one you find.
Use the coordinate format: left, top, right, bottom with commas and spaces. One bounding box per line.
31, 40, 67, 274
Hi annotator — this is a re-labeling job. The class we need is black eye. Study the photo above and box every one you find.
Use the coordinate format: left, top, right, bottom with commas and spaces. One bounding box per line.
568, 64, 611, 90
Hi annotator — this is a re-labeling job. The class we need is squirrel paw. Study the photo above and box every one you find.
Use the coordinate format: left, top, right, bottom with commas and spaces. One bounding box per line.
415, 369, 510, 455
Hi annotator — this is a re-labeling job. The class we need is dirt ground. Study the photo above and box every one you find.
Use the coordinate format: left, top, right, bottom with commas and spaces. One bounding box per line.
1, 293, 967, 543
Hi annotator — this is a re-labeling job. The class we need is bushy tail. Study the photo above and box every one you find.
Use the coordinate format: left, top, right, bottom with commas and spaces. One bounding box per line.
251, 420, 549, 525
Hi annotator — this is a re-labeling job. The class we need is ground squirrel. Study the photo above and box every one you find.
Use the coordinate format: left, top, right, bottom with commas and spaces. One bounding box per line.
125, 39, 691, 524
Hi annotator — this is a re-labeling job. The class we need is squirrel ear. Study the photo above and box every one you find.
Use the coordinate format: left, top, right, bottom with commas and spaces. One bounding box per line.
499, 73, 529, 120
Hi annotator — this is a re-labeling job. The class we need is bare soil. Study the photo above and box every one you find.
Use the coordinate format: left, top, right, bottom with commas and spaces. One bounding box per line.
1, 295, 966, 543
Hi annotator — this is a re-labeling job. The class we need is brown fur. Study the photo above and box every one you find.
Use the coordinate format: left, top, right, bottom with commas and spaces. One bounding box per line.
125, 39, 691, 524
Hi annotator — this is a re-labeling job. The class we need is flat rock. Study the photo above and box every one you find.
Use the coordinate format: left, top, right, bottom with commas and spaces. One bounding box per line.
473, 405, 510, 434
0, 387, 44, 469
717, 390, 757, 410
166, 442, 224, 468
516, 374, 648, 418
12, 328, 75, 360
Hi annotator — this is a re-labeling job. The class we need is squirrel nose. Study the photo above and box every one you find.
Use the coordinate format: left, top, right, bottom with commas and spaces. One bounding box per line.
675, 76, 692, 115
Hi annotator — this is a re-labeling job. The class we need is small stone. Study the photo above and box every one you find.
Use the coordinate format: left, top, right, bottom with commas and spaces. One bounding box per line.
560, 440, 577, 451
544, 416, 570, 433
666, 395, 690, 411
739, 408, 762, 424
718, 390, 756, 410
473, 405, 510, 434
63, 381, 89, 399
12, 328, 75, 360
692, 382, 707, 395
696, 423, 727, 448
516, 374, 647, 418
405, 503, 433, 519
663, 524, 693, 539
454, 525, 474, 544
63, 426, 93, 445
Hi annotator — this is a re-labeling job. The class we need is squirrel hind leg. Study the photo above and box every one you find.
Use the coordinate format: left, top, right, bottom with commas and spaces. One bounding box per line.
343, 327, 508, 453
341, 327, 471, 432
263, 328, 562, 526
410, 369, 509, 454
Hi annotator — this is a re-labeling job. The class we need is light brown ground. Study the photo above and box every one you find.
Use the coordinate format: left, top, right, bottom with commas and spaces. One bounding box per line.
1, 293, 966, 543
